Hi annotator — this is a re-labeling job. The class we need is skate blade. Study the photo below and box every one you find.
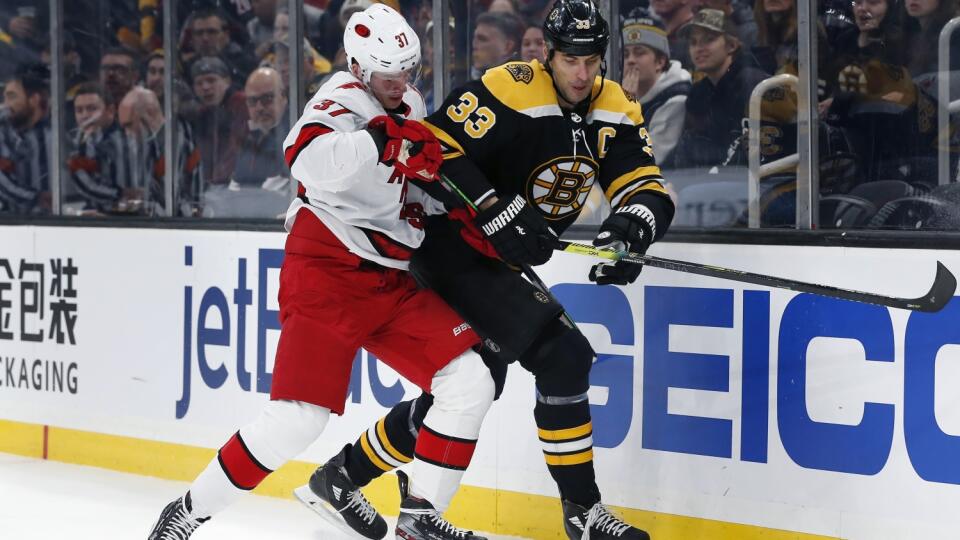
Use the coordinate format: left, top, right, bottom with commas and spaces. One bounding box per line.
293, 484, 380, 540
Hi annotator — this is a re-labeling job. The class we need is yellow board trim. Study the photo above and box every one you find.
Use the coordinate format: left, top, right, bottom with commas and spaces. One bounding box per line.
360, 431, 394, 472
604, 166, 663, 201
538, 422, 592, 442
376, 418, 412, 464
0, 419, 838, 540
544, 449, 594, 466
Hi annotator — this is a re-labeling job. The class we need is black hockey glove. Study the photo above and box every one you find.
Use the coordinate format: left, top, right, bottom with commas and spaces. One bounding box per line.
474, 194, 561, 267
589, 204, 655, 286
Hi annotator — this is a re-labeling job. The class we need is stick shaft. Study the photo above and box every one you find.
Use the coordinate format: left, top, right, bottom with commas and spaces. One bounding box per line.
558, 241, 956, 313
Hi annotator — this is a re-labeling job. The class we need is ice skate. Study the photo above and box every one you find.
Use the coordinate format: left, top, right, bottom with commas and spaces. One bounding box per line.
294, 444, 388, 539
147, 493, 208, 540
562, 499, 650, 540
394, 471, 487, 540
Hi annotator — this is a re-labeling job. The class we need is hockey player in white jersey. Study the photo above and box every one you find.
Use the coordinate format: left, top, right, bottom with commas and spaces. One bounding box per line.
148, 5, 493, 540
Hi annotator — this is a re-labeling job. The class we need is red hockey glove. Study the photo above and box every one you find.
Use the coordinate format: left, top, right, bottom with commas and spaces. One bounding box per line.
448, 207, 500, 259
366, 115, 442, 182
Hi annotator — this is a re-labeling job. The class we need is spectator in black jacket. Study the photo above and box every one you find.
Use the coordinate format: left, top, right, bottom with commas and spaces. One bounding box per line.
672, 8, 768, 169
231, 67, 288, 190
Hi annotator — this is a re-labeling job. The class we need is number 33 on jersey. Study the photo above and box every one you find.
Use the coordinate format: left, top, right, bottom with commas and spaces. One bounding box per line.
425, 59, 669, 234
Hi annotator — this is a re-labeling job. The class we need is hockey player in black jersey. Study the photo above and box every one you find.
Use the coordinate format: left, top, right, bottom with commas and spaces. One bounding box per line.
295, 2, 674, 539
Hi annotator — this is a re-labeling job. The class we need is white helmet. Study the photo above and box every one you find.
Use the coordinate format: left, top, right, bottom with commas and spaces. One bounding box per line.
343, 4, 421, 85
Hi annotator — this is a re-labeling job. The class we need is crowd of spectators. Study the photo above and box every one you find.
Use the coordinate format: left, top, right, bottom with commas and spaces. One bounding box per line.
2, 0, 960, 227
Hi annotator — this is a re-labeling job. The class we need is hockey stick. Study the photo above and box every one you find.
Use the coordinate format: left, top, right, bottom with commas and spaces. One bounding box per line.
436, 173, 578, 327
557, 241, 957, 313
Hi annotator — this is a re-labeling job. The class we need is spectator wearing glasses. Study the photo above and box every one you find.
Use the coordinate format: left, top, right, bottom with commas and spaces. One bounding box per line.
186, 55, 248, 188
0, 63, 50, 215
672, 8, 767, 168
470, 10, 525, 79
231, 67, 289, 190
99, 47, 140, 110
621, 10, 691, 165
186, 8, 257, 85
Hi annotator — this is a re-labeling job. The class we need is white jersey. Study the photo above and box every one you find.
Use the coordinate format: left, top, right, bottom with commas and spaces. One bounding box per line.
282, 71, 445, 270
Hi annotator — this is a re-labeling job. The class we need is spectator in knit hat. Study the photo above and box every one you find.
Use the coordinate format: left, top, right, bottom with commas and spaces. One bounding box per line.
621, 9, 691, 164
186, 55, 248, 188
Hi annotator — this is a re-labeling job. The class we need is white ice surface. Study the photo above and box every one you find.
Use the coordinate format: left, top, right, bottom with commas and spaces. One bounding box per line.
0, 453, 524, 539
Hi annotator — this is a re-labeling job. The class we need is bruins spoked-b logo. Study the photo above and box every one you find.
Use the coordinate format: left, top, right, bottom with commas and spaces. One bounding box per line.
527, 156, 598, 219
504, 63, 534, 84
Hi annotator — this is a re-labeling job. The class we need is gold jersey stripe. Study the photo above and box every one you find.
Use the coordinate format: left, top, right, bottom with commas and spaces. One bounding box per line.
589, 79, 645, 126
481, 60, 559, 113
543, 449, 594, 466
615, 181, 671, 208
359, 431, 394, 472
424, 121, 465, 159
376, 418, 412, 464
538, 422, 592, 442
604, 166, 663, 201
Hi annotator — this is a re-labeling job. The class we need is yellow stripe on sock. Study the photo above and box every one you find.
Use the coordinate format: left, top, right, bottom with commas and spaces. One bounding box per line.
538, 422, 592, 442
544, 449, 594, 466
359, 432, 393, 472
376, 418, 412, 464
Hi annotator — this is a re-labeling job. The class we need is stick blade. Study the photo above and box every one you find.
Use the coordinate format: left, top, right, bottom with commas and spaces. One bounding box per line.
915, 261, 957, 313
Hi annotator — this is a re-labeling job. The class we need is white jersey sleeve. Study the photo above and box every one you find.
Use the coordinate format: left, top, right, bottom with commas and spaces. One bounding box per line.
282, 72, 438, 270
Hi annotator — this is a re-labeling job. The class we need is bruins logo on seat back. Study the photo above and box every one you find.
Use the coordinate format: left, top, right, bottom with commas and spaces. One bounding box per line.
527, 156, 598, 219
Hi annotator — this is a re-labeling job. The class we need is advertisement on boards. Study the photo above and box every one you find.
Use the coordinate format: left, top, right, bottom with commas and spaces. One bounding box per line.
1, 225, 959, 538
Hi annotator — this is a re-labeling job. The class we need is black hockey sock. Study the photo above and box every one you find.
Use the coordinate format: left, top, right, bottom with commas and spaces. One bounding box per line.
534, 399, 601, 507
344, 393, 434, 487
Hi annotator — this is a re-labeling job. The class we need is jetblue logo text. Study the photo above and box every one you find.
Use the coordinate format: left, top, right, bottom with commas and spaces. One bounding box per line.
177, 246, 408, 418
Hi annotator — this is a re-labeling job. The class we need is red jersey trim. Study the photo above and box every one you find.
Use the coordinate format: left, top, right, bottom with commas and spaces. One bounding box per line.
284, 123, 333, 168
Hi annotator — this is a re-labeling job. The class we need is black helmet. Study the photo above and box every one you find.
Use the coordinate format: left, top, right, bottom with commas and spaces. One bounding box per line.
542, 0, 610, 57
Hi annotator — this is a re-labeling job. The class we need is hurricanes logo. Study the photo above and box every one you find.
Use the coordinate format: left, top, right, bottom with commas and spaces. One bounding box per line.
504, 63, 534, 84
527, 156, 598, 219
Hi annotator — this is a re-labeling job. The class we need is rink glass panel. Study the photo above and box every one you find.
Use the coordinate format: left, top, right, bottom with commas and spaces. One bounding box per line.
3, 0, 960, 230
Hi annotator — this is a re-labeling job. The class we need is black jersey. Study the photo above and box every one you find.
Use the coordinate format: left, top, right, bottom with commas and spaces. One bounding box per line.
425, 60, 675, 238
